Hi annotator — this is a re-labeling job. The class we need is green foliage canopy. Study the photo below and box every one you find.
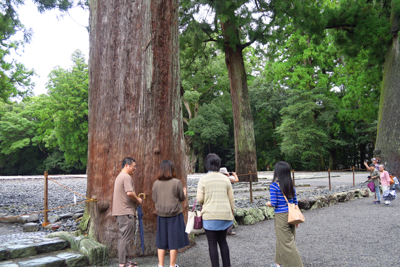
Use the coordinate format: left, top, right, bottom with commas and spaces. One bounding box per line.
0, 0, 35, 101
37, 50, 88, 166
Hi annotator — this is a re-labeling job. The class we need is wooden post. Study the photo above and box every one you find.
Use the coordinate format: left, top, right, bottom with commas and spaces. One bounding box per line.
292, 170, 295, 187
42, 171, 49, 227
352, 166, 355, 187
249, 171, 253, 203
328, 169, 331, 191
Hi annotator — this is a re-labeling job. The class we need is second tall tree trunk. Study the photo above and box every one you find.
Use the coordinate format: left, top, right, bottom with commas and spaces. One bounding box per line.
375, 1, 400, 177
221, 21, 258, 182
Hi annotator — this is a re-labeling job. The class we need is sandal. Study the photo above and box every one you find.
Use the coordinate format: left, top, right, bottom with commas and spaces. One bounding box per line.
125, 261, 138, 267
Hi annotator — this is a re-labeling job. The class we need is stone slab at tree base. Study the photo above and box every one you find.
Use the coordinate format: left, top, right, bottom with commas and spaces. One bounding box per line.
46, 231, 109, 266
0, 237, 69, 261
47, 231, 88, 251
0, 247, 9, 261
46, 231, 108, 265
0, 249, 88, 267
0, 232, 107, 266
78, 238, 108, 266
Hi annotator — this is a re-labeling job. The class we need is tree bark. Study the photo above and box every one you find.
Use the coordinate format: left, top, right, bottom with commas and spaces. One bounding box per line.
221, 21, 258, 182
184, 135, 198, 174
198, 147, 205, 173
328, 151, 334, 170
183, 98, 199, 173
86, 0, 186, 257
375, 1, 400, 177
359, 143, 366, 169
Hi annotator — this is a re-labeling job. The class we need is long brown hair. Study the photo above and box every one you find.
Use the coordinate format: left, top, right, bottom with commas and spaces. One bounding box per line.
157, 160, 176, 181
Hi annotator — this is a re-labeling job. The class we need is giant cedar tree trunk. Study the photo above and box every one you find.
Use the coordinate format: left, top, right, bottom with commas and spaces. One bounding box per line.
86, 0, 186, 257
221, 21, 258, 182
375, 2, 400, 177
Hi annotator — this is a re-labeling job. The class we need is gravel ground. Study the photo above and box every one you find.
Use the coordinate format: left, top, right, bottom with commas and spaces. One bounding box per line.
0, 177, 86, 242
109, 196, 400, 267
0, 177, 87, 217
0, 173, 369, 243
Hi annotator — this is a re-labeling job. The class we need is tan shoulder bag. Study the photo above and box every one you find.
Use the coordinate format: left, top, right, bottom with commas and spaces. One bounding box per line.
282, 192, 305, 225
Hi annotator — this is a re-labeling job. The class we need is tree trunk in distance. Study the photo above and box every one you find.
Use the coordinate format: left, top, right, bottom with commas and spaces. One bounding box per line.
198, 147, 205, 173
221, 21, 258, 182
86, 0, 186, 257
375, 1, 400, 177
184, 135, 197, 174
359, 143, 366, 169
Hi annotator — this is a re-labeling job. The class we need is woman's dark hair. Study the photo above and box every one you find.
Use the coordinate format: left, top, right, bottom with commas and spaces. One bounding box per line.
272, 161, 294, 199
122, 157, 135, 169
157, 160, 176, 181
204, 153, 221, 172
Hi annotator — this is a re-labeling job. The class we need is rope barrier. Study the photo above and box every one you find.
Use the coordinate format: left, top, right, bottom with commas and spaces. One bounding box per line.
291, 169, 353, 173
0, 175, 97, 222
235, 168, 365, 176
2, 167, 368, 222
0, 199, 91, 221
48, 177, 90, 200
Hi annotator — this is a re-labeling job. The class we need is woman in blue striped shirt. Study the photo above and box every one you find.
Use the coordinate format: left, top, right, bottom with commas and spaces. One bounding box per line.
267, 161, 303, 267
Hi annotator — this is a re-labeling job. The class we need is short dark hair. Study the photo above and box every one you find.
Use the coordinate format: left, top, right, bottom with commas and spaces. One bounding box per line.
272, 161, 295, 199
204, 153, 221, 172
157, 160, 176, 181
122, 157, 135, 169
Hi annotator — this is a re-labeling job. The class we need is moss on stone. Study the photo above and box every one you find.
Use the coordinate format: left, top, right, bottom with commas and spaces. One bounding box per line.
77, 209, 90, 232
79, 239, 108, 266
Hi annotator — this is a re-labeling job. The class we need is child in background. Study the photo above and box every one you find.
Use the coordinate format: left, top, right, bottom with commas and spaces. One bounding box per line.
391, 174, 399, 191
379, 165, 391, 205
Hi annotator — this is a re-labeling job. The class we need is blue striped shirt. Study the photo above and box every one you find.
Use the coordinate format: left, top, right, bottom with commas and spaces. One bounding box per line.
269, 182, 298, 214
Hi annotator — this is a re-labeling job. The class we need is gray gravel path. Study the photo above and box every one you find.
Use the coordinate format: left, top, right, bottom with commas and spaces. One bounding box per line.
109, 196, 400, 267
2, 174, 398, 267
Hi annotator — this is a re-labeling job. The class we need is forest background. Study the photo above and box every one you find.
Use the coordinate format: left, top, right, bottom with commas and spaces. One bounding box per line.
0, 0, 387, 175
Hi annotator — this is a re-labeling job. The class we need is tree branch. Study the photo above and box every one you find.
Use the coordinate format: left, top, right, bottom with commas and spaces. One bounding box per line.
202, 28, 217, 43
240, 38, 257, 50
203, 38, 218, 43
325, 25, 355, 34
254, 0, 260, 11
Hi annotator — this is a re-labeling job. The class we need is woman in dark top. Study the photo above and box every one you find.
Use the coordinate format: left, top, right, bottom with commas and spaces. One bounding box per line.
152, 160, 189, 267
267, 161, 303, 267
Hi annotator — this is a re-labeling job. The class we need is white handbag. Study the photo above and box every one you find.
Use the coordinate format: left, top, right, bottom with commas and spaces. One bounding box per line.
185, 199, 205, 234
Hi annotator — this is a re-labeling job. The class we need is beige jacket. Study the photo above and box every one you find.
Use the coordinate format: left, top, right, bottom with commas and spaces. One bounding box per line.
196, 172, 235, 221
